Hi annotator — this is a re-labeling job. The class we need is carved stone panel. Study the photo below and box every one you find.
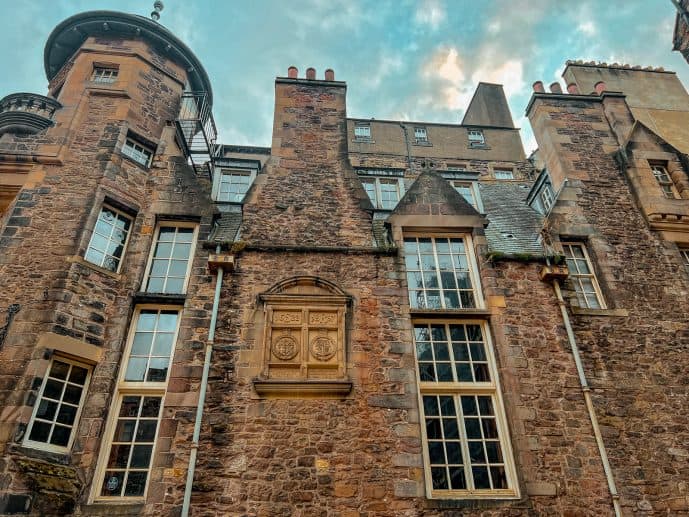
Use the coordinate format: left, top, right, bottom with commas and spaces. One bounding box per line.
255, 279, 351, 397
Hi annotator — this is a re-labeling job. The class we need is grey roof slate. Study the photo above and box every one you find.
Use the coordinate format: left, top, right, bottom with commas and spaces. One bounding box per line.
208, 204, 243, 244
480, 182, 545, 256
392, 170, 480, 217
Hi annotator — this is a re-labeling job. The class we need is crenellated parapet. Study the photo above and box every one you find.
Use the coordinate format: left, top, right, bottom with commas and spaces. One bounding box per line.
0, 93, 62, 136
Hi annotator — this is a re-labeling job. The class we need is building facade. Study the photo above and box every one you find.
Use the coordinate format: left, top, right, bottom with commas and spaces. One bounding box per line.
0, 7, 688, 517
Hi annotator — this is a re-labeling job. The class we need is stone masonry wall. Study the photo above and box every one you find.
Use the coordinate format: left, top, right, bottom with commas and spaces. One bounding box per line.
530, 95, 689, 515
0, 36, 216, 515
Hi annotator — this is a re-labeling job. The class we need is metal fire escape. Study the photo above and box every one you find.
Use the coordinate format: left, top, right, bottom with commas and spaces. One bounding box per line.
175, 91, 219, 178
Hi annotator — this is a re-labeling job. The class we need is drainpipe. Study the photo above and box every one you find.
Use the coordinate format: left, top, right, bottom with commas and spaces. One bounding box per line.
181, 246, 225, 517
399, 123, 413, 173
551, 278, 621, 517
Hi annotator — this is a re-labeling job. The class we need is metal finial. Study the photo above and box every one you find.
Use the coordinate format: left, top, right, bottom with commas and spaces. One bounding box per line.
151, 1, 164, 21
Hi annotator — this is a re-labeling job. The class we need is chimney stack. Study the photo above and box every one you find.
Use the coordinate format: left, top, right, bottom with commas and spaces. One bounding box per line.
532, 81, 545, 93
549, 82, 563, 94
288, 66, 298, 78
325, 69, 335, 81
306, 67, 316, 80
567, 82, 580, 94
594, 81, 607, 95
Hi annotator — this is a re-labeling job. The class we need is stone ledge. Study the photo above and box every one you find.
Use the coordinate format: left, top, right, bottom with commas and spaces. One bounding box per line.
571, 307, 629, 317
253, 379, 352, 399
79, 503, 145, 516
424, 494, 526, 509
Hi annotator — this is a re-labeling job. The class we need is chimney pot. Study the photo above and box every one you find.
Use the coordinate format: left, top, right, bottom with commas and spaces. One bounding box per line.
594, 81, 606, 95
549, 82, 563, 94
306, 67, 316, 80
532, 81, 545, 93
288, 66, 298, 78
566, 82, 580, 95
324, 69, 335, 81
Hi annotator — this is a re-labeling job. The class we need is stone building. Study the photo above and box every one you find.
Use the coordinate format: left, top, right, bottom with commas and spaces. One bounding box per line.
0, 6, 688, 517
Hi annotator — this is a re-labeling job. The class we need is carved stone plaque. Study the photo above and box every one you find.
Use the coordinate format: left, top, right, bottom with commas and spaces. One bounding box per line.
272, 335, 299, 360
309, 312, 337, 326
310, 336, 336, 361
274, 311, 301, 324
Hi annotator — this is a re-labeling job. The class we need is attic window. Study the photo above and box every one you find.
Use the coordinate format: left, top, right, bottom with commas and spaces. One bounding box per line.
92, 65, 119, 84
414, 127, 429, 143
122, 134, 154, 167
451, 180, 482, 212
494, 168, 514, 180
354, 123, 371, 141
468, 130, 485, 147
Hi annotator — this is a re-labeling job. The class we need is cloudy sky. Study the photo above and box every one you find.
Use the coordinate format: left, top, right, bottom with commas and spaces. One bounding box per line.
0, 0, 686, 152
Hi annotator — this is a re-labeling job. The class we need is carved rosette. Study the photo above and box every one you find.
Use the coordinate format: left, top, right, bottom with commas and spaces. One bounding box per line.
310, 336, 336, 362
272, 335, 299, 361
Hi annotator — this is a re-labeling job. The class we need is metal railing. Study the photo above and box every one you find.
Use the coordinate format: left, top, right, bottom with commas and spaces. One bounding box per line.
175, 91, 219, 178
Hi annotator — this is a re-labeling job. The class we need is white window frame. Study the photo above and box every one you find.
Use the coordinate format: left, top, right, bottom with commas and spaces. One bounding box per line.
540, 185, 554, 212
414, 127, 429, 143
142, 222, 198, 295
493, 168, 514, 180
23, 356, 91, 454
562, 242, 606, 309
122, 138, 153, 168
92, 305, 181, 502
92, 67, 119, 84
680, 247, 689, 269
354, 124, 371, 139
413, 320, 518, 499
468, 130, 485, 147
84, 204, 134, 273
360, 176, 404, 210
212, 168, 256, 202
403, 234, 485, 311
650, 164, 680, 199
451, 180, 483, 212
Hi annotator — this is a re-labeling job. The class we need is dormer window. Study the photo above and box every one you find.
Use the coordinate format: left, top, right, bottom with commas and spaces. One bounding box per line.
468, 130, 485, 147
122, 135, 154, 167
414, 127, 429, 143
354, 123, 371, 140
650, 163, 680, 199
216, 169, 256, 202
451, 181, 482, 212
92, 66, 119, 84
540, 185, 554, 212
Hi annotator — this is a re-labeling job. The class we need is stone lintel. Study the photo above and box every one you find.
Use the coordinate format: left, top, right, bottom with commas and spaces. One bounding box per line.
38, 331, 103, 364
252, 379, 353, 399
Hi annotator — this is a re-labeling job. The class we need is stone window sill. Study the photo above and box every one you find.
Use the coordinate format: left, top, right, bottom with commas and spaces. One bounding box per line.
412, 141, 432, 146
425, 495, 524, 509
352, 138, 375, 144
409, 308, 492, 319
68, 255, 122, 280
82, 502, 144, 515
571, 307, 628, 317
253, 379, 352, 399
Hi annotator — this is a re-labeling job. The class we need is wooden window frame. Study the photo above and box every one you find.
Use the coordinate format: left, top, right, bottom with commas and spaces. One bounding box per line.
91, 305, 181, 502
213, 168, 256, 202
413, 320, 518, 499
403, 234, 485, 311
562, 242, 606, 309
467, 130, 485, 147
414, 126, 429, 143
84, 204, 134, 273
354, 123, 371, 140
122, 137, 154, 168
493, 168, 514, 180
360, 176, 404, 210
450, 180, 483, 212
23, 356, 92, 454
91, 66, 119, 84
650, 163, 680, 199
141, 222, 198, 295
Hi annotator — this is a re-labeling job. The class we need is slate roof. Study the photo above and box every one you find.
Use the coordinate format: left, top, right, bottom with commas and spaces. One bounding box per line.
392, 170, 480, 217
208, 204, 243, 244
480, 182, 545, 256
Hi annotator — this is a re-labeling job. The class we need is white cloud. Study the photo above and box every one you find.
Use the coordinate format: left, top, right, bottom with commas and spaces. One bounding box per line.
577, 21, 597, 36
414, 0, 446, 30
472, 59, 525, 100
